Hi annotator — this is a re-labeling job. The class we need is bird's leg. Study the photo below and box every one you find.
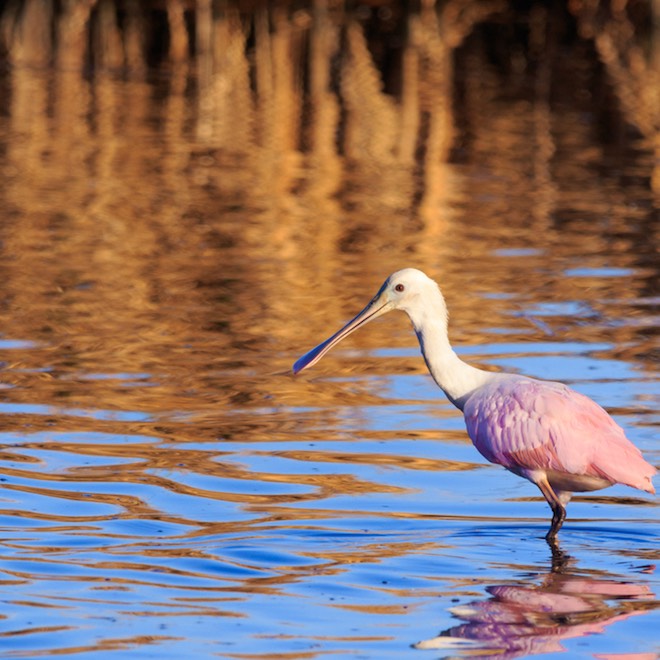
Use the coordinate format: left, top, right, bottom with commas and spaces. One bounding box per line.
536, 477, 566, 540
547, 505, 566, 540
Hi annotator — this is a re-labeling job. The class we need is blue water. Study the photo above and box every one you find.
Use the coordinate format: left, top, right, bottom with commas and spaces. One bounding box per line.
0, 11, 658, 656
0, 322, 656, 658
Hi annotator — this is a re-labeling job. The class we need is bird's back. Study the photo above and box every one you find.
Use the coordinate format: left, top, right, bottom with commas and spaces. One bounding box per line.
463, 376, 656, 494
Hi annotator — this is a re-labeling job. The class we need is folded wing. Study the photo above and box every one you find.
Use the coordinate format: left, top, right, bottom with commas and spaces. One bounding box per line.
463, 376, 656, 493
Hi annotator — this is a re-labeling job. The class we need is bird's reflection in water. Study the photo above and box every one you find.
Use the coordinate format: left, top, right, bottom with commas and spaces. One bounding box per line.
415, 542, 656, 658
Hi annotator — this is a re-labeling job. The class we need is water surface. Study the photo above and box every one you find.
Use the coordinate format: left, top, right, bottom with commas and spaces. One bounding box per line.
0, 3, 658, 658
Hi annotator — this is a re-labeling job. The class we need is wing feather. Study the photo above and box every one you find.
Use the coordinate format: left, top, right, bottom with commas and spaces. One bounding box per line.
463, 376, 655, 492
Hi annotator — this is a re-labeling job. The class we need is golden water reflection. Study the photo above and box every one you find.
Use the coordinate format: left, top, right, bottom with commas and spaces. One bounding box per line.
0, 1, 658, 658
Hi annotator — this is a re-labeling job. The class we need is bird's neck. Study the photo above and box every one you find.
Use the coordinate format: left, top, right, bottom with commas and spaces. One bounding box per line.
407, 303, 495, 411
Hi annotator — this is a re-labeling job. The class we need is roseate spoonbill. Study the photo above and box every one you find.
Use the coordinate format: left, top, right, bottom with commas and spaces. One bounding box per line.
292, 269, 656, 539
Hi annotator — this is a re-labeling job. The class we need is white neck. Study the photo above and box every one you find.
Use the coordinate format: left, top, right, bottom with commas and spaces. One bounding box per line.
405, 296, 495, 411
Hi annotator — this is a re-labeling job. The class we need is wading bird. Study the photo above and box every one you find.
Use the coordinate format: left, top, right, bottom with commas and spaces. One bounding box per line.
292, 269, 656, 539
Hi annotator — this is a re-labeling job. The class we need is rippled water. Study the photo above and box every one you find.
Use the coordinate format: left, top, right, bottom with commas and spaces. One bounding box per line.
0, 3, 658, 658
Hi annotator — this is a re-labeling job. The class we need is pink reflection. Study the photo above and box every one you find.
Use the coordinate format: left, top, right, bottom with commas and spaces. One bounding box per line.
595, 655, 658, 660
415, 556, 655, 659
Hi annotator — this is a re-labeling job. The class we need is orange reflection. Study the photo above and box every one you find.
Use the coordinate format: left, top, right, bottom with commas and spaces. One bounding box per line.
0, 4, 656, 658
0, 2, 655, 402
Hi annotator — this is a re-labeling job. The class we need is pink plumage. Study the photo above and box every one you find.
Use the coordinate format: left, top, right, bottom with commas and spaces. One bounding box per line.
293, 268, 657, 539
464, 376, 656, 495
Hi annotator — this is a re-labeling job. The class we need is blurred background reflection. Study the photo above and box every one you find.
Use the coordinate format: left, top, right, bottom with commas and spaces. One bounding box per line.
0, 1, 657, 658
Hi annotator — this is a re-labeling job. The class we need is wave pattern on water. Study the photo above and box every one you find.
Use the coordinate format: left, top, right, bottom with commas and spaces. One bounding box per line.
0, 339, 656, 658
0, 1, 658, 656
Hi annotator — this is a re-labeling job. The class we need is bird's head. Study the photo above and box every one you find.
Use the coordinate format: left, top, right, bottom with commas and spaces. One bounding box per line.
292, 268, 444, 374
377, 268, 443, 314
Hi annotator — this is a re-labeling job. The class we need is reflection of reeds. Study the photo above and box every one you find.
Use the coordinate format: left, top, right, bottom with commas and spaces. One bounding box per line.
0, 1, 657, 421
570, 0, 660, 194
0, 1, 509, 217
2, 1, 656, 203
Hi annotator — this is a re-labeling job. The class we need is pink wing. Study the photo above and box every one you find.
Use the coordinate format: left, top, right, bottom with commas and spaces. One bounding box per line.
463, 376, 656, 493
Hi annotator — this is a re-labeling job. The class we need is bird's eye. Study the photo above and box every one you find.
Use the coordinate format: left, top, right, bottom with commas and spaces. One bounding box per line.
394, 284, 405, 293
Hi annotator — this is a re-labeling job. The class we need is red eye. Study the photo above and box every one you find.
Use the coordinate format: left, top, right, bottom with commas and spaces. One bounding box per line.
395, 284, 405, 292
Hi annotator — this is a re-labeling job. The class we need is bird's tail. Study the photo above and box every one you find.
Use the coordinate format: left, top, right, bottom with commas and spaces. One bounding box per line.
591, 443, 656, 494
